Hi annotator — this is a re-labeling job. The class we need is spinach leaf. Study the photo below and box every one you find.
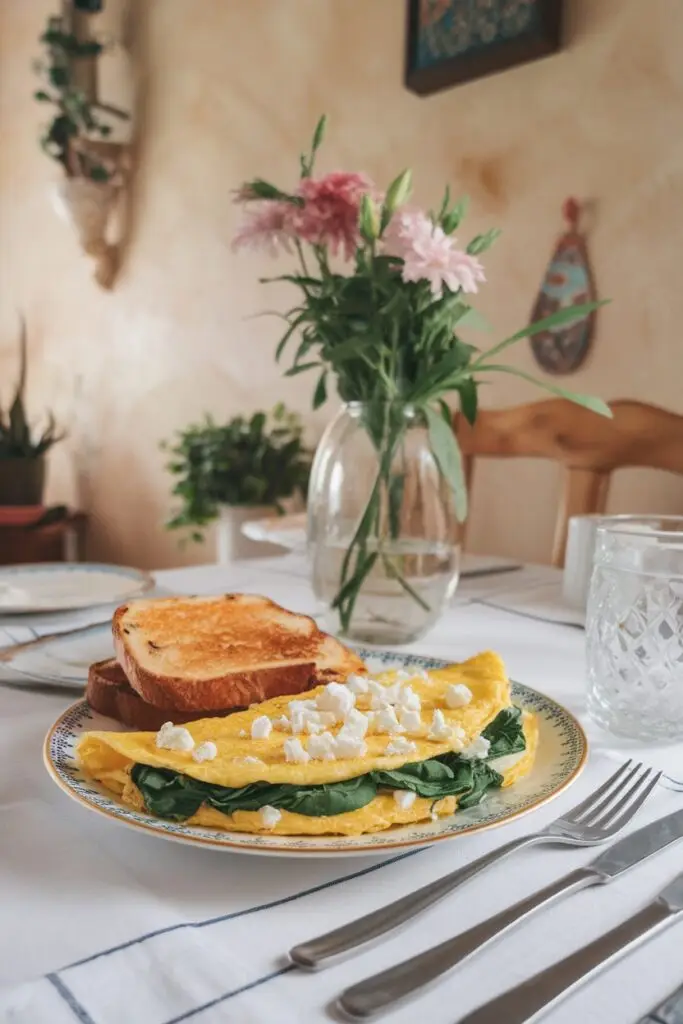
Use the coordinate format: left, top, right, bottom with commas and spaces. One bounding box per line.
482, 706, 526, 759
130, 707, 525, 823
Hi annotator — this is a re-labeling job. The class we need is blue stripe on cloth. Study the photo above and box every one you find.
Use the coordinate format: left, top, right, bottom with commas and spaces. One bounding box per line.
64, 848, 422, 970
46, 974, 97, 1024
165, 965, 295, 1023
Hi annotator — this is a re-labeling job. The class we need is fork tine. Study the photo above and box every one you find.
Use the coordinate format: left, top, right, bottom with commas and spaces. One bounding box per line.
575, 762, 643, 826
597, 770, 663, 833
584, 766, 652, 828
561, 759, 633, 824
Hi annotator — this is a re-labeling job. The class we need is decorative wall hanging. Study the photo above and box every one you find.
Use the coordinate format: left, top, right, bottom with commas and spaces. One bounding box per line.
529, 197, 598, 375
405, 0, 563, 96
34, 1, 131, 289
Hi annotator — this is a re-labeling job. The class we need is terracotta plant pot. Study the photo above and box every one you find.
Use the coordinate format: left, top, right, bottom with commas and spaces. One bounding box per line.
0, 457, 45, 506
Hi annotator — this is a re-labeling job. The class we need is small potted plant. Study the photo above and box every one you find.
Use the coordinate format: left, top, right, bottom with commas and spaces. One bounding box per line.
0, 318, 63, 507
163, 404, 311, 563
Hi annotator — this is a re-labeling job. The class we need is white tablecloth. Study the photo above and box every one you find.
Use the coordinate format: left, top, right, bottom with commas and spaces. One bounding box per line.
1, 557, 682, 1024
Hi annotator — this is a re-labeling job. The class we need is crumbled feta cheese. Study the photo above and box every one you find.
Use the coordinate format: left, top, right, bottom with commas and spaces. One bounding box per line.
451, 725, 467, 752
251, 715, 272, 740
283, 737, 311, 764
413, 668, 430, 680
427, 709, 453, 742
373, 706, 404, 735
461, 735, 491, 760
287, 700, 318, 734
304, 718, 324, 735
239, 756, 264, 765
333, 728, 368, 759
343, 707, 370, 737
260, 805, 281, 829
155, 722, 195, 752
345, 673, 370, 695
288, 699, 317, 715
393, 789, 417, 810
385, 736, 418, 757
238, 729, 248, 738
368, 679, 403, 709
316, 681, 356, 721
430, 809, 439, 822
394, 669, 411, 682
272, 716, 291, 732
445, 683, 473, 709
397, 686, 421, 712
398, 708, 423, 735
192, 741, 218, 763
316, 711, 337, 727
307, 731, 337, 761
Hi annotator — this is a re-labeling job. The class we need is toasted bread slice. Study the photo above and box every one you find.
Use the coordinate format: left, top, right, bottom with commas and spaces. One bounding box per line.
86, 659, 236, 730
113, 594, 365, 712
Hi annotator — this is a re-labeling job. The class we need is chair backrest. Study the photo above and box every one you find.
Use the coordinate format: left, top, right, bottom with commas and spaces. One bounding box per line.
454, 398, 683, 566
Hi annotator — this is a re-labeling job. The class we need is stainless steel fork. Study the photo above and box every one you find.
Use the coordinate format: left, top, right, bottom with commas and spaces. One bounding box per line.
290, 760, 660, 970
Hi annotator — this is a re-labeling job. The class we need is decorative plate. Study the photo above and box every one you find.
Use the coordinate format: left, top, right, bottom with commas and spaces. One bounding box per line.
0, 563, 153, 614
44, 649, 587, 856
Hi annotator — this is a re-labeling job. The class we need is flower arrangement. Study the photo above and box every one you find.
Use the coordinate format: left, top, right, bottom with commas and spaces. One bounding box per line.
234, 117, 608, 633
163, 405, 311, 542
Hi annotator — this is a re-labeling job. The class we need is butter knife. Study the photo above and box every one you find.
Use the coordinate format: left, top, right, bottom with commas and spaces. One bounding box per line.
453, 871, 683, 1024
0, 619, 112, 662
336, 808, 683, 1021
636, 982, 683, 1024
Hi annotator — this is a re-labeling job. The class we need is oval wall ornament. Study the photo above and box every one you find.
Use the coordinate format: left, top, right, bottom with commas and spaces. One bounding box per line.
529, 197, 597, 375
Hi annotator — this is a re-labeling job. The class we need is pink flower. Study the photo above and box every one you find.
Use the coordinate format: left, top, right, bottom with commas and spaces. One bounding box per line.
232, 201, 294, 257
291, 171, 375, 260
384, 208, 486, 298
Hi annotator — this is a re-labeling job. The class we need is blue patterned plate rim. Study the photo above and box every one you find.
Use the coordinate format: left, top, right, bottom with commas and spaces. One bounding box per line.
43, 649, 588, 857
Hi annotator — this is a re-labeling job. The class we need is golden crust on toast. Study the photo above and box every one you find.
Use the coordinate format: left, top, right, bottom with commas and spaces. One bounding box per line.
113, 594, 365, 712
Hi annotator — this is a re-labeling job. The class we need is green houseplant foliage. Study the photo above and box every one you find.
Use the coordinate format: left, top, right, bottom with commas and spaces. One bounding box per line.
0, 318, 64, 505
163, 405, 312, 541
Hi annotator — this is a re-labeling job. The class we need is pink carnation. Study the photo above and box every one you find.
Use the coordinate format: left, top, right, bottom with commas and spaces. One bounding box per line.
384, 208, 485, 299
291, 171, 374, 260
232, 201, 294, 257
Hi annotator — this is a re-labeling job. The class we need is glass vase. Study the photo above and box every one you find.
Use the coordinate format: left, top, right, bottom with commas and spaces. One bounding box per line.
307, 402, 461, 644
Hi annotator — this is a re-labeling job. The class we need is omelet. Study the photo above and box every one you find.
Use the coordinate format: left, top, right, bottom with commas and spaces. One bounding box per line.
78, 652, 538, 836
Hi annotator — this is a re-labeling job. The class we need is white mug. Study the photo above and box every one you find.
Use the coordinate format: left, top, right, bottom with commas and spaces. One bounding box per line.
562, 515, 604, 610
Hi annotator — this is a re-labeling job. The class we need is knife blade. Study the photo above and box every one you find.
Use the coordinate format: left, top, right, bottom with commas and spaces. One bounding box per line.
454, 872, 683, 1024
336, 809, 683, 1021
0, 619, 112, 662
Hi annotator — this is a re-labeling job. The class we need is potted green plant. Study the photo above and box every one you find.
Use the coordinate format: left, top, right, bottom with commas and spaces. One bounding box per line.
0, 318, 63, 506
163, 405, 311, 562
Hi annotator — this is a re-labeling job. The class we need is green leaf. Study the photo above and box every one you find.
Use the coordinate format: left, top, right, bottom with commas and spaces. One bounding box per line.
478, 364, 613, 417
475, 300, 609, 365
424, 404, 467, 521
482, 706, 526, 758
458, 306, 491, 332
34, 90, 52, 102
466, 228, 501, 255
313, 371, 327, 410
457, 377, 478, 425
311, 114, 327, 153
275, 312, 307, 362
284, 361, 320, 377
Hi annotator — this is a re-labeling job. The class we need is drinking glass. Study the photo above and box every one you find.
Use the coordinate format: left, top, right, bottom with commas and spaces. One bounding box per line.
586, 515, 683, 742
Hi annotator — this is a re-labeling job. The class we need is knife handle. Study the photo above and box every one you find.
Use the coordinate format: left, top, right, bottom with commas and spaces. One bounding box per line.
290, 834, 545, 970
336, 867, 598, 1020
456, 899, 679, 1024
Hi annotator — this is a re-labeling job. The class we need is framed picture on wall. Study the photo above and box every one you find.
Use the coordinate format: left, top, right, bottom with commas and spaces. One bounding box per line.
405, 0, 563, 96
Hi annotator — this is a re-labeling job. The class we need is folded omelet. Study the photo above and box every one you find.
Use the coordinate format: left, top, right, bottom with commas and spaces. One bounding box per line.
78, 652, 538, 836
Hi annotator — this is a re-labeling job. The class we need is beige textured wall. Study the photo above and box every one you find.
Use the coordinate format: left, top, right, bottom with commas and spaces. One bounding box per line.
1, 0, 682, 569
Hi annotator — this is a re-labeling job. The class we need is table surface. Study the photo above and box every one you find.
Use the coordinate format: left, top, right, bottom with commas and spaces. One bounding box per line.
1, 556, 682, 1024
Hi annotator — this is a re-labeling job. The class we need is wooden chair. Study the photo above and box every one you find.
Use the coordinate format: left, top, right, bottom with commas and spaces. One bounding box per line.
454, 399, 683, 566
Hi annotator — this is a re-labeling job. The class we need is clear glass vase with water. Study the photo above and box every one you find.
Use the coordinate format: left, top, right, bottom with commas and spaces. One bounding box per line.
586, 515, 683, 742
307, 403, 461, 644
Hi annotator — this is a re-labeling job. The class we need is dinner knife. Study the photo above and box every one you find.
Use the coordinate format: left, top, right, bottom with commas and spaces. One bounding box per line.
452, 871, 683, 1024
335, 808, 683, 1021
0, 619, 112, 662
635, 981, 683, 1024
